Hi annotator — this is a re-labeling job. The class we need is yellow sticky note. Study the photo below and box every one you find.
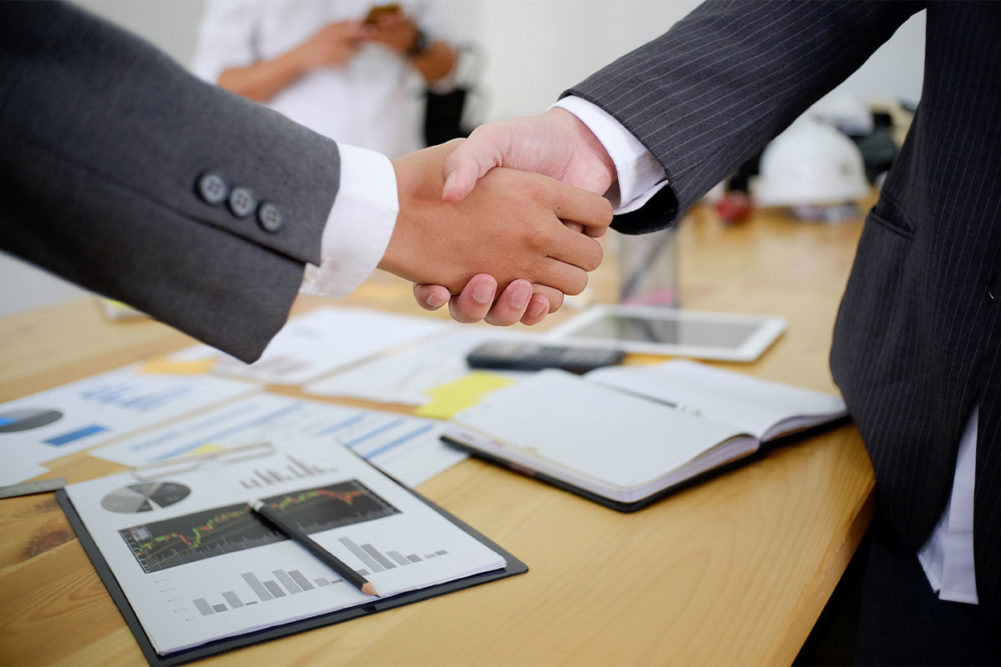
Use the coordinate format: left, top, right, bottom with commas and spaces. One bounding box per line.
415, 372, 517, 420
624, 353, 673, 366
139, 357, 219, 376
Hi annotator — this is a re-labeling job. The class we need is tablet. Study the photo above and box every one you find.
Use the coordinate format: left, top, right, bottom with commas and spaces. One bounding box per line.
545, 305, 786, 362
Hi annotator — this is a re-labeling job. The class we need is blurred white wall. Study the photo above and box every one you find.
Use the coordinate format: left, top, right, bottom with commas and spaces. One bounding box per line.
470, 1, 924, 120
1, 0, 925, 315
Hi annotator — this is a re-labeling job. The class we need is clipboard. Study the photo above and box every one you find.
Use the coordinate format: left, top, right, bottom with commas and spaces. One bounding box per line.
57, 471, 527, 666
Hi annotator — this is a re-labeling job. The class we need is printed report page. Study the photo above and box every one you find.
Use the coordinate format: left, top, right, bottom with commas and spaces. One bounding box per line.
66, 438, 504, 655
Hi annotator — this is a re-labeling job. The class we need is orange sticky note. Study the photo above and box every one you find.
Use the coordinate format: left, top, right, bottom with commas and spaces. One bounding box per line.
139, 357, 219, 376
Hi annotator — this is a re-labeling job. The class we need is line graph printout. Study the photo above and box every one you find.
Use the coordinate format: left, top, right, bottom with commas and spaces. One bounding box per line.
64, 439, 505, 656
0, 363, 256, 482
91, 393, 466, 487
121, 480, 400, 574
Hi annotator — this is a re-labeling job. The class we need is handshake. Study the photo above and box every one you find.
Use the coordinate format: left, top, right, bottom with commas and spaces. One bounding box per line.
381, 108, 619, 327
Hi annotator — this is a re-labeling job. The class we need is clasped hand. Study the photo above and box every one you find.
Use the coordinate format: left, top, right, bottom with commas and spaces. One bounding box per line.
382, 139, 612, 322
410, 109, 617, 325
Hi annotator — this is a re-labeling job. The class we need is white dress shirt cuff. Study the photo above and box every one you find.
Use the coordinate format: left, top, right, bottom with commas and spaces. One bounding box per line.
301, 144, 398, 298
553, 96, 669, 214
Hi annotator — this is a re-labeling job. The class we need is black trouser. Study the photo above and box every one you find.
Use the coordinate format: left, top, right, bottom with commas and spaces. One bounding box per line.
798, 514, 1001, 666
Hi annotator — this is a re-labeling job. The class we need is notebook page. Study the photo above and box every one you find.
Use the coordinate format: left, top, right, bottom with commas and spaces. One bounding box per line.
587, 360, 846, 440
450, 369, 742, 492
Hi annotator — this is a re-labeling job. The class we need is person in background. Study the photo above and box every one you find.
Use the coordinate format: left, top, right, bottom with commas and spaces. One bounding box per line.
193, 1, 455, 157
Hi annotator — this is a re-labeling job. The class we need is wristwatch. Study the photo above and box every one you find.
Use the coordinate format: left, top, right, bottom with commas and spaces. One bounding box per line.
407, 28, 428, 56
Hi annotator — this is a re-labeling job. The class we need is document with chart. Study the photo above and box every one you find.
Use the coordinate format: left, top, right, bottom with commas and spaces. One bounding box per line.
305, 328, 533, 407
169, 307, 448, 385
90, 393, 466, 487
62, 439, 512, 658
0, 363, 255, 484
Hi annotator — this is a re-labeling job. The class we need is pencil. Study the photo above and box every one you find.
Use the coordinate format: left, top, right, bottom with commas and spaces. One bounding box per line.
248, 499, 378, 597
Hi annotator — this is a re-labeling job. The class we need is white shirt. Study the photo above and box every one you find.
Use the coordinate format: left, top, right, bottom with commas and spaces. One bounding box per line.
918, 408, 979, 603
192, 0, 451, 157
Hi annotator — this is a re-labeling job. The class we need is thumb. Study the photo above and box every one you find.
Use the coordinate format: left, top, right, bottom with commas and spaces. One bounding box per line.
441, 131, 503, 202
412, 283, 451, 310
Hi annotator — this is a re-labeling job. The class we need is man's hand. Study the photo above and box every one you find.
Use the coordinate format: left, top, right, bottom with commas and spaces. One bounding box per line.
361, 9, 419, 54
360, 8, 455, 83
383, 141, 612, 309
443, 108, 616, 207
414, 108, 617, 325
293, 20, 365, 70
217, 20, 365, 102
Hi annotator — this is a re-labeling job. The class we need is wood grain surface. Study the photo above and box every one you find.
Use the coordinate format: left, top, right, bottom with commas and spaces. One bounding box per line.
0, 204, 875, 665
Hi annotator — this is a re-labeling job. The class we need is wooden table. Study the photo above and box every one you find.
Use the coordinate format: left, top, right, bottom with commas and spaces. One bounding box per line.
0, 205, 875, 665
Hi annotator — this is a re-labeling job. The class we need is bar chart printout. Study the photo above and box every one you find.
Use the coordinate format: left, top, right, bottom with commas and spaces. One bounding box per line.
63, 438, 507, 656
239, 454, 327, 489
338, 536, 448, 575
120, 480, 400, 574
188, 535, 450, 615
191, 568, 341, 616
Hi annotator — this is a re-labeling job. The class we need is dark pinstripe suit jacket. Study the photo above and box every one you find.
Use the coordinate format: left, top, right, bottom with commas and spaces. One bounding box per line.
568, 1, 1001, 614
0, 2, 340, 362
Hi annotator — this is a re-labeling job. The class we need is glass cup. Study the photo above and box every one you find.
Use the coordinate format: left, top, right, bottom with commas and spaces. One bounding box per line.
613, 228, 679, 308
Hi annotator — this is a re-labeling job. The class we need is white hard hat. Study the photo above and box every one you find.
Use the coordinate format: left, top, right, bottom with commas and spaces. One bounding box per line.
752, 119, 868, 207
808, 95, 874, 135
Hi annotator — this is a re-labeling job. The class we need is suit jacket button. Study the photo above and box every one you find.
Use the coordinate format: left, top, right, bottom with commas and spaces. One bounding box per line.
196, 172, 227, 205
257, 202, 283, 232
227, 186, 257, 218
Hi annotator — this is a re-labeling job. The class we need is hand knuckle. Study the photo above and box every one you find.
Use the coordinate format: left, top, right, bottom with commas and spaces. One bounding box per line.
600, 198, 614, 224
590, 240, 605, 270
448, 304, 479, 324
564, 271, 588, 296
485, 314, 515, 327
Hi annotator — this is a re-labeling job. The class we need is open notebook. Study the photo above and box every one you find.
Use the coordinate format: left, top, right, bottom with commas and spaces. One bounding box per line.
442, 361, 847, 511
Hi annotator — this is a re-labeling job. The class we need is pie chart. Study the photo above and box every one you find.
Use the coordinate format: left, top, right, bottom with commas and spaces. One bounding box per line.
100, 482, 192, 513
0, 408, 63, 433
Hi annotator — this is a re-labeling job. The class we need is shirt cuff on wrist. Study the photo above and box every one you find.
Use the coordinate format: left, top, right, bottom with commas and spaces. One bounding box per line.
301, 144, 399, 298
553, 96, 669, 214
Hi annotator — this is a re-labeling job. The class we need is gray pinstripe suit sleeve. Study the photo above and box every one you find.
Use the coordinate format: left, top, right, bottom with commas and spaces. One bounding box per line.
565, 0, 924, 234
0, 2, 341, 362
